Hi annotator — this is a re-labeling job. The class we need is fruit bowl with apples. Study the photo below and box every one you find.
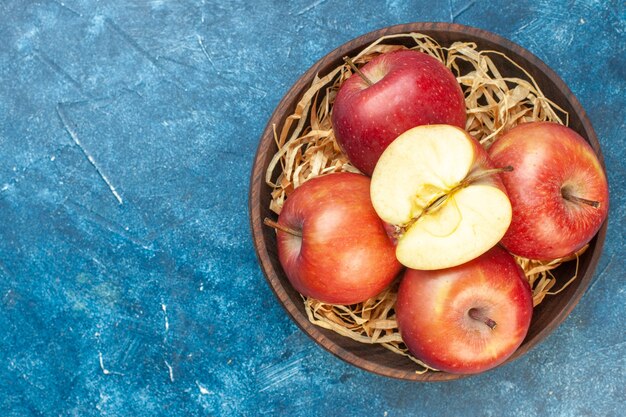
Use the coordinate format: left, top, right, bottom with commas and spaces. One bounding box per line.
249, 23, 608, 381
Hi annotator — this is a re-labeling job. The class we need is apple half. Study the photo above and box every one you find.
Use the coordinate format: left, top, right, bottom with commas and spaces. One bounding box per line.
370, 125, 512, 270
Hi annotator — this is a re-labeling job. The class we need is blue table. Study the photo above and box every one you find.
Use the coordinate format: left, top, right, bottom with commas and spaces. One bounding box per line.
1, 1, 624, 416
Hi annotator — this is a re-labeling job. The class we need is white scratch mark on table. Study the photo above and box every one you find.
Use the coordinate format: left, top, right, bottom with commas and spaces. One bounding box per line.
452, 0, 476, 21
91, 256, 106, 272
257, 356, 304, 392
98, 351, 124, 376
63, 200, 158, 251
586, 253, 616, 295
161, 302, 170, 343
56, 104, 124, 205
49, 0, 83, 17
295, 0, 329, 16
165, 360, 174, 382
35, 51, 87, 96
195, 380, 212, 395
197, 36, 216, 70
0, 259, 11, 277
105, 18, 186, 90
572, 339, 626, 363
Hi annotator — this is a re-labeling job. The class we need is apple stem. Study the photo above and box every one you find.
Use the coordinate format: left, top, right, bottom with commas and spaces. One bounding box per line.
468, 308, 497, 330
343, 56, 373, 86
561, 189, 601, 208
463, 165, 513, 186
263, 218, 302, 237
399, 165, 514, 234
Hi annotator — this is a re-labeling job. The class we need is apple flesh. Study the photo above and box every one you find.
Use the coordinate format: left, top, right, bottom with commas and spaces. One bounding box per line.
268, 172, 402, 305
488, 122, 609, 260
396, 246, 533, 374
332, 50, 466, 176
370, 124, 512, 270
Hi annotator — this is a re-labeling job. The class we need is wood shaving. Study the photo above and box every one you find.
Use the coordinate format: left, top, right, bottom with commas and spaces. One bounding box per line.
265, 32, 580, 372
516, 245, 587, 307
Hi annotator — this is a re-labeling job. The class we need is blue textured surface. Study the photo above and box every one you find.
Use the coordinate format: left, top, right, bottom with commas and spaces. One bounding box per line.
0, 1, 624, 416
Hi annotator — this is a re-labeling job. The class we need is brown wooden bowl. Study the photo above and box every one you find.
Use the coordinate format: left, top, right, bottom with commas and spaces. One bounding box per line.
249, 22, 608, 381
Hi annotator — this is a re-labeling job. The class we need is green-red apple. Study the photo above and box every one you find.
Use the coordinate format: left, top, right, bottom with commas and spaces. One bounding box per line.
331, 50, 466, 176
267, 172, 402, 305
396, 246, 533, 374
488, 121, 609, 260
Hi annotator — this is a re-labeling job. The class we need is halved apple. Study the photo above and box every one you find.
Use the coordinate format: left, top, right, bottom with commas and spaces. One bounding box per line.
370, 125, 512, 270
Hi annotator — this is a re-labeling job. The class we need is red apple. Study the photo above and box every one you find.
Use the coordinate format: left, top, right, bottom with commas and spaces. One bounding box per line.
488, 122, 609, 260
266, 172, 402, 304
396, 246, 533, 374
331, 50, 467, 176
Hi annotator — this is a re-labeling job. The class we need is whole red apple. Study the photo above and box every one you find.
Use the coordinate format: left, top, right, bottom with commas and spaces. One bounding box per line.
396, 246, 533, 374
331, 50, 466, 176
488, 121, 609, 260
267, 172, 402, 304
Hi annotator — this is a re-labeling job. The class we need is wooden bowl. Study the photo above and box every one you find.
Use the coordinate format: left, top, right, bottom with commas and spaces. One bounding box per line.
249, 23, 608, 381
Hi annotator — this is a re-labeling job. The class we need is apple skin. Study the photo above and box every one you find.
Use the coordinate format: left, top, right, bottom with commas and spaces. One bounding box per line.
331, 50, 466, 176
274, 172, 402, 305
396, 246, 533, 374
488, 122, 609, 260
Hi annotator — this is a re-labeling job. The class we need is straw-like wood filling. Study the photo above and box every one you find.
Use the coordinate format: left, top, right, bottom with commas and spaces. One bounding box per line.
265, 33, 582, 373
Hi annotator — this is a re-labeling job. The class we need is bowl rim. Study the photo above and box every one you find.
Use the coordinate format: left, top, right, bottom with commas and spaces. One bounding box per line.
248, 22, 608, 381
